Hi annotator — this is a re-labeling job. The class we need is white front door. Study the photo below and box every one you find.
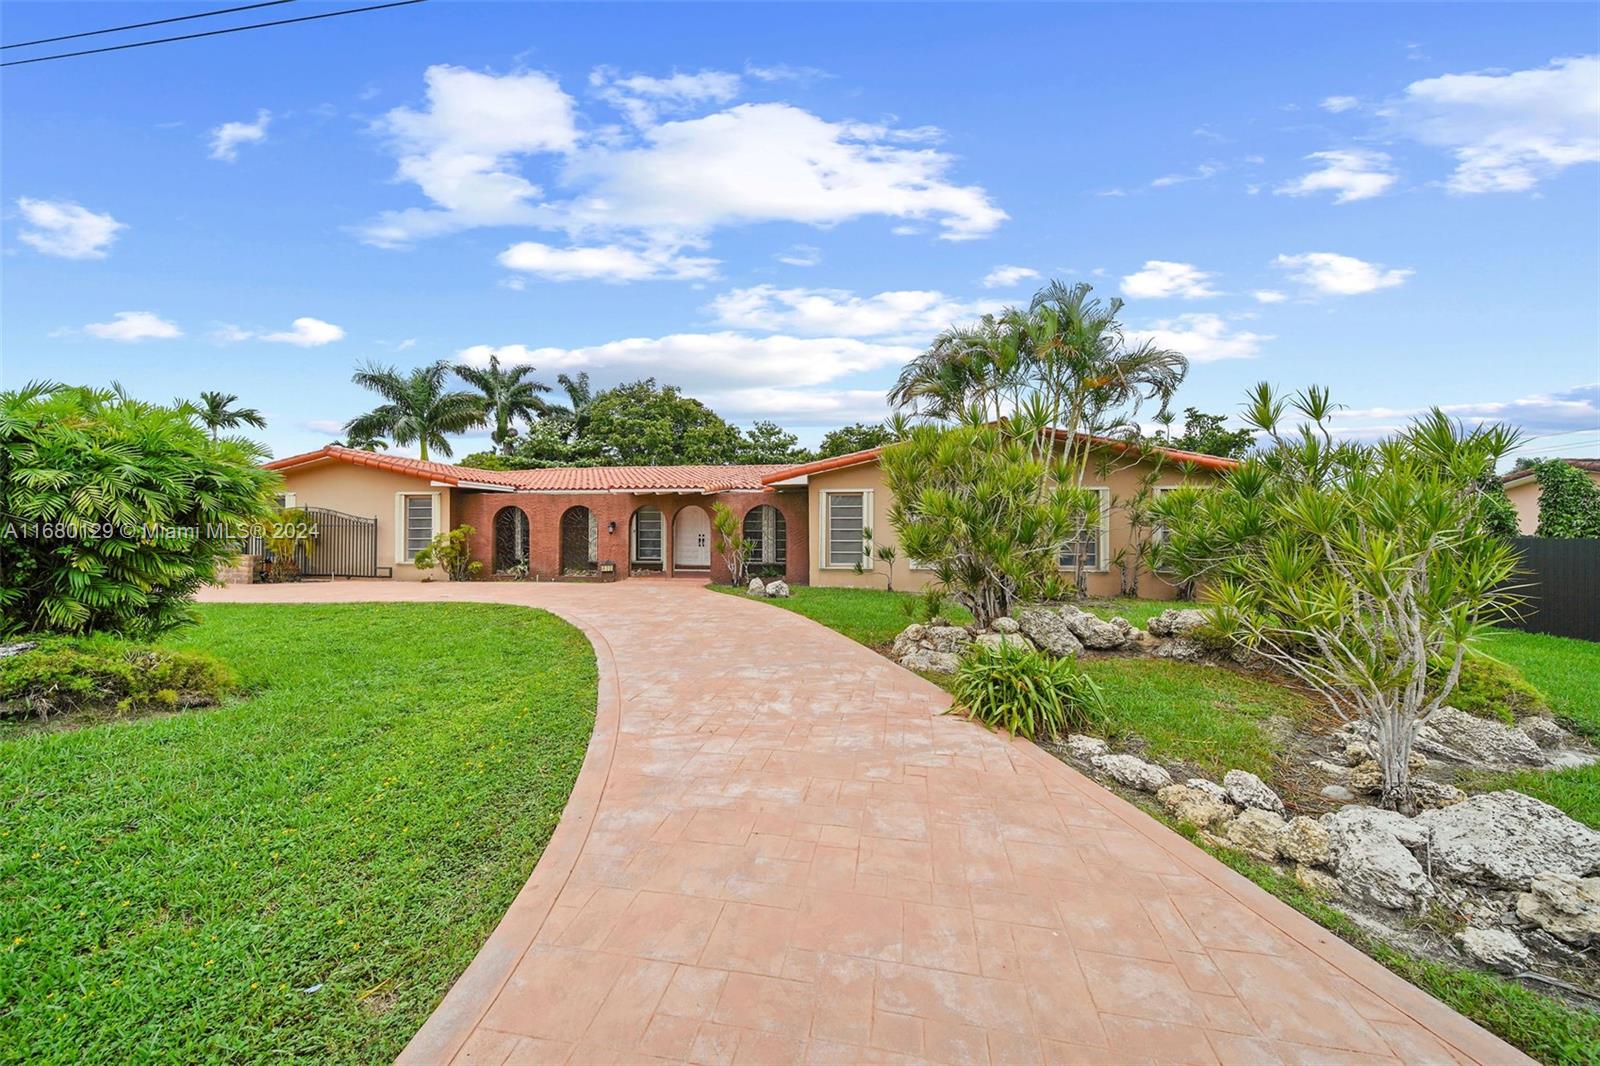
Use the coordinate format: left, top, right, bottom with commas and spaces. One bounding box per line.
673, 506, 711, 568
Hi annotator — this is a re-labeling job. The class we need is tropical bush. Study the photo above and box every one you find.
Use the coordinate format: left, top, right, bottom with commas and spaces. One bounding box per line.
953, 639, 1105, 740
883, 412, 1094, 627
710, 502, 750, 587
0, 383, 278, 638
1532, 458, 1600, 538
1151, 385, 1522, 811
0, 636, 233, 722
412, 524, 482, 581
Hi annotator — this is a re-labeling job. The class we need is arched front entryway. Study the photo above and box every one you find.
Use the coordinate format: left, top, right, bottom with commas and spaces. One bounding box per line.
671, 505, 711, 571
629, 506, 665, 572
492, 506, 530, 573
559, 506, 597, 574
742, 504, 787, 577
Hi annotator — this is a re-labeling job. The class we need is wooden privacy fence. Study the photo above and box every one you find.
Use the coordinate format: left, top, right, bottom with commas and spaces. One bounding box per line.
1506, 537, 1599, 642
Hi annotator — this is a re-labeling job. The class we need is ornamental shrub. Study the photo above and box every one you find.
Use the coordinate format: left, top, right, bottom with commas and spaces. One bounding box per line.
1532, 459, 1600, 538
0, 636, 234, 722
952, 640, 1105, 740
0, 384, 279, 638
412, 524, 483, 581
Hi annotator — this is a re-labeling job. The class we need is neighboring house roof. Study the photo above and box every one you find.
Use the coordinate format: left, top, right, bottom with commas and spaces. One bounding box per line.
762, 431, 1242, 486
264, 445, 793, 494
1501, 459, 1600, 489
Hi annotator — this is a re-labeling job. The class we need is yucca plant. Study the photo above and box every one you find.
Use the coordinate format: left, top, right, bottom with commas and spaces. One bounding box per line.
952, 640, 1106, 741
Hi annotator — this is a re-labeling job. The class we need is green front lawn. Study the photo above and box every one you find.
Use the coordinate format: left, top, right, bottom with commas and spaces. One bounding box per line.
715, 584, 971, 648
1, 603, 596, 1064
1478, 628, 1600, 736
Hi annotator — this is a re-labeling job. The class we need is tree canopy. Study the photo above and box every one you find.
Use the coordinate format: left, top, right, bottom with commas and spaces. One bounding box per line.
345, 361, 485, 461
817, 421, 897, 458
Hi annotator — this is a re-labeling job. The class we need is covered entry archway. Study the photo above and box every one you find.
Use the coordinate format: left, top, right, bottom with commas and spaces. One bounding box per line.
558, 506, 597, 574
492, 506, 530, 573
671, 505, 711, 570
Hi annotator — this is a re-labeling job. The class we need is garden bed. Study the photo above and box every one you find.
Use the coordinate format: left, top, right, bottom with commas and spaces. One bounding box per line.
1, 602, 596, 1063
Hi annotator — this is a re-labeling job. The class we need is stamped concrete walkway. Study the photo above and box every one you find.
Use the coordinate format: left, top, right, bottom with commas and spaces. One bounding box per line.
201, 580, 1527, 1066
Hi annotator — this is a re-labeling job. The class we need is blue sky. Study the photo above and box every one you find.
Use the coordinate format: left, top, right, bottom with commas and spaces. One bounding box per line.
4, 2, 1598, 464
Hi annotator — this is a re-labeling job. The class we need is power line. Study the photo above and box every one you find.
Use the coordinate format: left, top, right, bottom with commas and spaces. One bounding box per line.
3, 1, 297, 50
2, 0, 426, 68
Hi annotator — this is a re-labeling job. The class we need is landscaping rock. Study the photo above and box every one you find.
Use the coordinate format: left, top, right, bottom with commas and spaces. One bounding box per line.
1226, 808, 1288, 860
1157, 783, 1235, 830
1278, 816, 1332, 866
0, 641, 38, 660
1322, 806, 1434, 910
1146, 608, 1208, 638
1185, 778, 1231, 804
898, 648, 962, 675
1065, 734, 1108, 760
1418, 791, 1600, 889
1294, 864, 1342, 897
1518, 717, 1570, 751
924, 626, 975, 654
1320, 784, 1358, 803
1515, 873, 1600, 947
991, 616, 1020, 635
975, 631, 1035, 654
1415, 707, 1547, 769
1411, 780, 1467, 809
1346, 753, 1428, 795
1060, 606, 1134, 650
1222, 769, 1286, 816
1153, 638, 1206, 662
1015, 608, 1085, 659
1091, 752, 1173, 792
764, 580, 791, 598
746, 577, 767, 596
1456, 927, 1530, 974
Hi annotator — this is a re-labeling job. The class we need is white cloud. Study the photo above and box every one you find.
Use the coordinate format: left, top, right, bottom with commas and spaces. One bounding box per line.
1274, 251, 1412, 295
360, 65, 579, 247
209, 109, 271, 162
775, 243, 821, 267
1275, 149, 1397, 203
1334, 383, 1599, 438
706, 285, 1000, 340
1252, 289, 1288, 304
15, 197, 126, 259
1388, 55, 1600, 194
1129, 313, 1269, 363
1149, 162, 1222, 188
83, 311, 182, 342
498, 240, 718, 281
1120, 260, 1219, 300
700, 386, 891, 423
458, 331, 917, 390
305, 418, 348, 435
591, 66, 741, 126
396, 338, 417, 350
982, 264, 1039, 289
362, 66, 1004, 250
263, 317, 345, 346
1320, 95, 1361, 113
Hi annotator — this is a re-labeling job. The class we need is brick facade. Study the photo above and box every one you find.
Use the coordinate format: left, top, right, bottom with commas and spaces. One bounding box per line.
454, 487, 809, 585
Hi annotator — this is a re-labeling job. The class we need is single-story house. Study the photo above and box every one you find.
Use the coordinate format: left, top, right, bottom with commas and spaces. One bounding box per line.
1500, 459, 1600, 535
261, 433, 1236, 597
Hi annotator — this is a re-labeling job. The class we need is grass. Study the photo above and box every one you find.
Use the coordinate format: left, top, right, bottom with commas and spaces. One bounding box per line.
712, 584, 970, 648
1179, 826, 1600, 1066
1079, 596, 1178, 628
0, 603, 596, 1064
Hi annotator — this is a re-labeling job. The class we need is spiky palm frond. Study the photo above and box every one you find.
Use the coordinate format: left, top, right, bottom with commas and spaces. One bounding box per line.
347, 360, 485, 461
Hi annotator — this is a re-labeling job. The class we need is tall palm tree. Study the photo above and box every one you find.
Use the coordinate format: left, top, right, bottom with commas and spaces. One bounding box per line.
338, 427, 388, 452
540, 371, 596, 441
345, 361, 484, 461
195, 391, 267, 440
453, 353, 550, 456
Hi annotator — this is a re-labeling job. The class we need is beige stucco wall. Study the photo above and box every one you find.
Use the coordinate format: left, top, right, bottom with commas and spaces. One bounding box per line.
806, 448, 1219, 600
1504, 469, 1600, 534
274, 460, 454, 580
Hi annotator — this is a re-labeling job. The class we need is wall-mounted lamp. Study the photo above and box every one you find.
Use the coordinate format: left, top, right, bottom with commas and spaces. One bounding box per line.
607, 521, 617, 534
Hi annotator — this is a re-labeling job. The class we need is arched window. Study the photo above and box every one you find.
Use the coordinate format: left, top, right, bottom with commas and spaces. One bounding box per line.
559, 506, 597, 573
630, 507, 664, 569
492, 506, 530, 572
742, 505, 787, 566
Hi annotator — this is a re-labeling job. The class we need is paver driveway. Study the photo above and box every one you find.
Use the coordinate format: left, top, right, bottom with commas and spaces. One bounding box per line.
201, 580, 1527, 1065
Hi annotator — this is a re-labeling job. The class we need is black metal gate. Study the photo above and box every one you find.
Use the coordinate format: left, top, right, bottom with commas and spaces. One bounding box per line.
242, 506, 379, 579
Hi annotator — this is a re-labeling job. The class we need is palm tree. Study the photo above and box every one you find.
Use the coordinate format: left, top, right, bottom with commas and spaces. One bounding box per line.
540, 371, 596, 441
345, 360, 485, 461
195, 391, 267, 440
453, 353, 550, 456
338, 427, 388, 451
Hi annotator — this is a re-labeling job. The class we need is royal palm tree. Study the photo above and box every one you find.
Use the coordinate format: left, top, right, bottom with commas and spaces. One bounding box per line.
345, 360, 484, 461
338, 427, 388, 452
453, 353, 550, 457
195, 391, 267, 440
539, 371, 596, 441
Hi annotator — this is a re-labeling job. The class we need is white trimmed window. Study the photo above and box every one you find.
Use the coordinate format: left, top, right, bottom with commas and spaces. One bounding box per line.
631, 507, 663, 564
396, 492, 440, 563
743, 505, 787, 566
821, 490, 871, 568
1059, 486, 1111, 572
274, 492, 296, 508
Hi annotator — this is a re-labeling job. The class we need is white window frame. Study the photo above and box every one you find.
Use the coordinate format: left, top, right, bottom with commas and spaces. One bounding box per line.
395, 491, 441, 564
274, 492, 297, 509
631, 507, 664, 564
819, 489, 872, 570
742, 505, 787, 566
1059, 486, 1111, 573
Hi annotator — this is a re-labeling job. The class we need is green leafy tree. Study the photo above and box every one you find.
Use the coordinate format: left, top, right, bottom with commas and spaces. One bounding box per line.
1152, 386, 1523, 811
1149, 407, 1255, 460
412, 524, 482, 581
1532, 459, 1600, 538
883, 410, 1094, 627
462, 419, 606, 470
345, 360, 485, 461
193, 391, 267, 440
817, 421, 897, 458
1, 382, 278, 637
453, 354, 551, 457
583, 379, 743, 465
338, 427, 388, 452
737, 420, 812, 464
